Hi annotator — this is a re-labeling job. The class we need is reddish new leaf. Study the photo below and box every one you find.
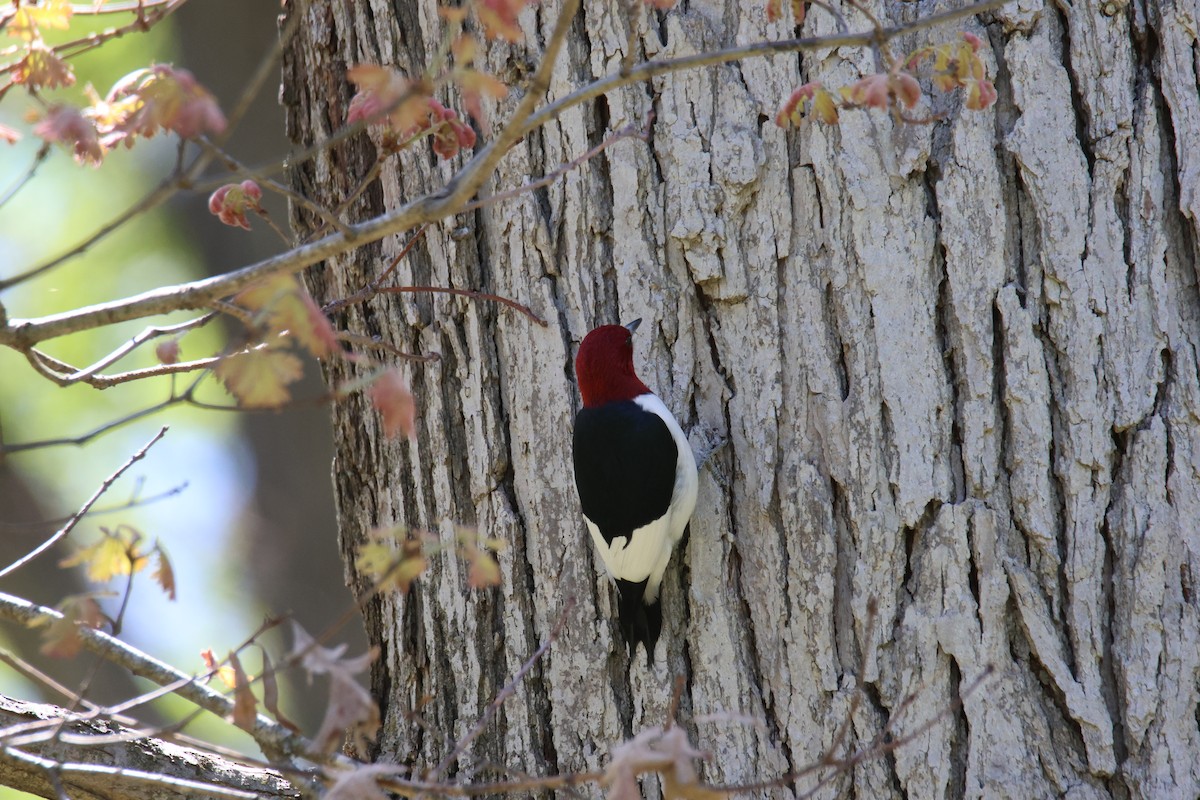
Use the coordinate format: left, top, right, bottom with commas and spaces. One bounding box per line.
215, 347, 304, 408
96, 65, 226, 148
477, 0, 526, 42
457, 68, 507, 124
906, 32, 995, 111
368, 369, 417, 439
966, 79, 998, 110
845, 74, 891, 109
776, 82, 838, 126
208, 180, 263, 230
155, 339, 180, 365
32, 105, 103, 165
428, 101, 476, 158
892, 72, 922, 109
347, 65, 433, 135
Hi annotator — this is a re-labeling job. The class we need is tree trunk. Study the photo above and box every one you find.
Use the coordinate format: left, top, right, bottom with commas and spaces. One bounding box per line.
281, 0, 1200, 796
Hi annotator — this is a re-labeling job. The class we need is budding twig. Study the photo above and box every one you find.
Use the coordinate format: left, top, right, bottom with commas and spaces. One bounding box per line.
0, 428, 168, 579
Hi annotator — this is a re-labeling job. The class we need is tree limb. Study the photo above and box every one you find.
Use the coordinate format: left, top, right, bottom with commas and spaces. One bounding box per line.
0, 695, 299, 800
0, 592, 322, 763
0, 0, 1007, 350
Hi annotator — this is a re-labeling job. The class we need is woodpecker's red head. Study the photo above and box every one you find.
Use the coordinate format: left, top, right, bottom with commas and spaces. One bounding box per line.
576, 319, 651, 408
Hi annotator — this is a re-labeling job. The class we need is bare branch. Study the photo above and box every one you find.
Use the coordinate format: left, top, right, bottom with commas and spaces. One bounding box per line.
22, 313, 215, 388
0, 401, 176, 455
0, 2, 301, 292
0, 483, 188, 533
0, 428, 168, 579
516, 0, 1009, 139
375, 286, 548, 327
0, 695, 297, 800
459, 115, 651, 214
0, 592, 322, 762
0, 0, 1004, 349
0, 143, 50, 210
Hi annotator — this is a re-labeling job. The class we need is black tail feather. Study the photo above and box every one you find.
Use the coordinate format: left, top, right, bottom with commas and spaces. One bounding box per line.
615, 578, 662, 666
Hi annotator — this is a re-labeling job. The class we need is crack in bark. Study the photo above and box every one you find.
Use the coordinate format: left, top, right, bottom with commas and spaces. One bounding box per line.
1050, 2, 1097, 180
1099, 429, 1129, 771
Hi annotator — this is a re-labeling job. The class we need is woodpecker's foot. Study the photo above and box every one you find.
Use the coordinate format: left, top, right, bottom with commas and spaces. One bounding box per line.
689, 426, 728, 470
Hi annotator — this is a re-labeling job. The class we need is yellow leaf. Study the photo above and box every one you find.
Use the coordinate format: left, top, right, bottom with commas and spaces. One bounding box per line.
201, 648, 238, 689
466, 548, 500, 588
60, 526, 148, 582
452, 33, 478, 65
356, 537, 427, 594
7, 0, 72, 41
812, 87, 840, 124
234, 274, 336, 357
216, 347, 304, 408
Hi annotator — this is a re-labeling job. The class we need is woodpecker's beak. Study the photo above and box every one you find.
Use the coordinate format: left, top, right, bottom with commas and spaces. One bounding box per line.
623, 318, 642, 334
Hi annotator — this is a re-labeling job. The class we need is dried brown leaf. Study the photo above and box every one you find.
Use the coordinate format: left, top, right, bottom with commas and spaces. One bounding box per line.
228, 650, 258, 731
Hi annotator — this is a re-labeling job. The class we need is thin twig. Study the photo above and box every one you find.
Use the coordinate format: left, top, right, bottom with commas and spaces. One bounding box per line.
0, 591, 320, 761
376, 286, 547, 327
24, 310, 216, 389
0, 428, 168, 579
0, 0, 1007, 345
335, 331, 438, 362
459, 116, 651, 213
430, 597, 577, 779
323, 226, 431, 314
0, 3, 301, 292
0, 401, 174, 455
195, 136, 350, 237
0, 143, 50, 210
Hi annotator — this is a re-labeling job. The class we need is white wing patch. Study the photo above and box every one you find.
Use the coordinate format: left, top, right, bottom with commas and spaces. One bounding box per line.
586, 393, 699, 604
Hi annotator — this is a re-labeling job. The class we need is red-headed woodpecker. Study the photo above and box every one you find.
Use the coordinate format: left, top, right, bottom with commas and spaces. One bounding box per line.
572, 319, 698, 665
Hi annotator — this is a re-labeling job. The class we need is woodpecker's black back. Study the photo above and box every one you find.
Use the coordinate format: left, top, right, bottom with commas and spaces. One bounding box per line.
573, 399, 678, 661
573, 400, 678, 542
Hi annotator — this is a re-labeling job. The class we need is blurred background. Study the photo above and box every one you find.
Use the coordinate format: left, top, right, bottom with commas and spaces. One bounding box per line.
0, 1, 364, 785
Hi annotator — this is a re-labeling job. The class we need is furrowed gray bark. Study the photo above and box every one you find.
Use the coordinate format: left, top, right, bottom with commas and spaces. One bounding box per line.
283, 0, 1200, 796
